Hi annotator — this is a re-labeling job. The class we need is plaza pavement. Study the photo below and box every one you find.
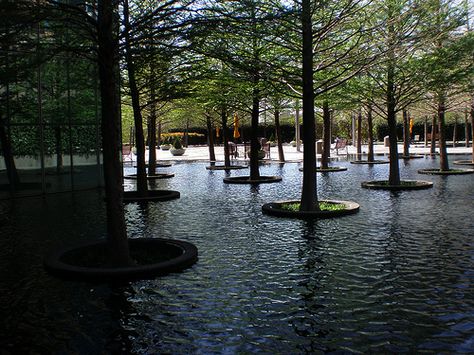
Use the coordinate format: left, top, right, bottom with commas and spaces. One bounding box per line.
134, 142, 473, 164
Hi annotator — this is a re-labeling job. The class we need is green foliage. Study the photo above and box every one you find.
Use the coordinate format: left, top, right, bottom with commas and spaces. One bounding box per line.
172, 137, 182, 149
280, 201, 345, 212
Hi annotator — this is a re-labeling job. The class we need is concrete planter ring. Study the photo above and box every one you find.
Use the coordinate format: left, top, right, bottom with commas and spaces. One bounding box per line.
262, 199, 359, 219
299, 166, 347, 172
453, 160, 474, 166
124, 173, 175, 180
123, 190, 180, 203
361, 180, 433, 190
223, 176, 282, 184
44, 238, 198, 282
170, 148, 185, 156
418, 168, 474, 175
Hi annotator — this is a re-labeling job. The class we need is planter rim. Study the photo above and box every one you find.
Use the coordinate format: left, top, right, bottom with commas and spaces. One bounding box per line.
399, 155, 425, 159
262, 199, 359, 219
453, 160, 474, 166
298, 166, 347, 172
417, 168, 474, 175
123, 189, 180, 203
350, 160, 389, 165
361, 179, 433, 190
44, 238, 198, 282
124, 173, 175, 180
206, 165, 248, 170
223, 175, 282, 184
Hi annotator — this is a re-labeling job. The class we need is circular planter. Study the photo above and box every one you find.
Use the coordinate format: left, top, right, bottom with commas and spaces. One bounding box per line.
399, 155, 424, 159
453, 160, 474, 166
262, 199, 359, 219
124, 173, 174, 180
170, 148, 185, 156
418, 168, 474, 175
350, 160, 389, 165
298, 166, 347, 172
123, 190, 180, 203
223, 176, 282, 184
44, 238, 198, 282
160, 145, 171, 151
134, 163, 172, 168
361, 180, 433, 190
206, 165, 248, 170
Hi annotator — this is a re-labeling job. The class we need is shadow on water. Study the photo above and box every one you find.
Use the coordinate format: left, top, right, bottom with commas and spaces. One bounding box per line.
2, 156, 474, 353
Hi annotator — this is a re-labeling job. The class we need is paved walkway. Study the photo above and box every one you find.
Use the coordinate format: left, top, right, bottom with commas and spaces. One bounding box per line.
133, 143, 473, 163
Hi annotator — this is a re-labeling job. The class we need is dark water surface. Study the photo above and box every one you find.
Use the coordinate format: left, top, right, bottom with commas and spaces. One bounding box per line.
1, 156, 473, 353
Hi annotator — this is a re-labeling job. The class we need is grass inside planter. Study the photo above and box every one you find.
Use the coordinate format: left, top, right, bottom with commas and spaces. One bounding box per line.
280, 201, 345, 212
377, 180, 419, 186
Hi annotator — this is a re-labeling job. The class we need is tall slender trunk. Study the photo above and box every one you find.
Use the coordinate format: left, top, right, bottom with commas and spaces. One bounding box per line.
55, 126, 63, 173
430, 114, 437, 155
221, 108, 230, 167
465, 109, 470, 147
249, 85, 260, 180
367, 105, 374, 162
470, 95, 474, 163
147, 89, 157, 175
300, 0, 318, 211
438, 94, 449, 171
402, 109, 410, 156
321, 101, 331, 169
356, 109, 362, 159
295, 102, 301, 152
424, 117, 428, 148
123, 0, 147, 196
387, 64, 400, 185
0, 120, 20, 187
452, 116, 457, 148
206, 114, 216, 162
274, 109, 285, 162
97, 0, 130, 266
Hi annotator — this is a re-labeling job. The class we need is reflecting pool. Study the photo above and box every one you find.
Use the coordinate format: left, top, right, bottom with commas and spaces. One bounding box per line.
1, 155, 473, 353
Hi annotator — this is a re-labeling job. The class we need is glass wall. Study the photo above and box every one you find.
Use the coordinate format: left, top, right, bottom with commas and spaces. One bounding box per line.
0, 3, 102, 199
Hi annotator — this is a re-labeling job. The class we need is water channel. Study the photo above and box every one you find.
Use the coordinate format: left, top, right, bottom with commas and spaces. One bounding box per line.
1, 155, 473, 353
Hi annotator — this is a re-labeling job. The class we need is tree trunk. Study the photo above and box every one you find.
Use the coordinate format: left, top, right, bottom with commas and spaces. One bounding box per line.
206, 114, 216, 162
97, 0, 130, 266
123, 0, 147, 196
147, 91, 157, 175
387, 63, 400, 185
295, 101, 301, 152
249, 85, 261, 180
55, 126, 63, 173
356, 109, 362, 159
402, 109, 410, 156
367, 105, 374, 162
470, 95, 474, 163
452, 116, 457, 148
274, 109, 285, 162
0, 120, 20, 188
438, 95, 449, 171
221, 108, 230, 167
157, 121, 162, 145
300, 0, 318, 211
321, 101, 331, 169
424, 117, 428, 148
465, 109, 470, 148
430, 114, 437, 155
